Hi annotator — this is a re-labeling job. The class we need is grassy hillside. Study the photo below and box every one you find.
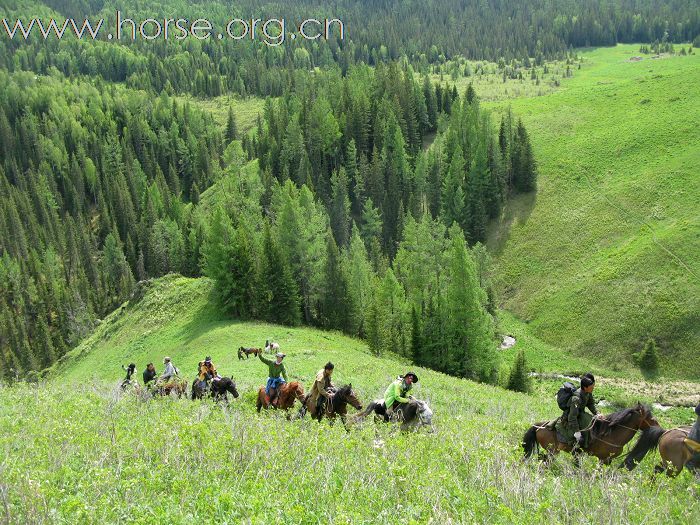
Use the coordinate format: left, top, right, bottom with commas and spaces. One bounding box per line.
3, 275, 697, 523
484, 45, 700, 377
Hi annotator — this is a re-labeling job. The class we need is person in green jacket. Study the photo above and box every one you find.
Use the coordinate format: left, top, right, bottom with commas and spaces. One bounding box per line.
259, 351, 288, 406
383, 372, 418, 421
556, 373, 598, 448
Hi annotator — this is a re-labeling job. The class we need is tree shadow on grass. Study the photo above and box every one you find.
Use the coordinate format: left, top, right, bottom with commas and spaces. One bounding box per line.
486, 191, 537, 255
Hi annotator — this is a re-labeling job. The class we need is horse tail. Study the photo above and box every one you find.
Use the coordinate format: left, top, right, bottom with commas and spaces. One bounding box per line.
522, 424, 540, 459
623, 425, 665, 470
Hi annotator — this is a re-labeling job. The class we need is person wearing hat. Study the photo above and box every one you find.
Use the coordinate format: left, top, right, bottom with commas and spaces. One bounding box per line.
258, 350, 288, 407
556, 373, 598, 449
382, 372, 418, 421
158, 356, 179, 386
686, 403, 700, 468
307, 362, 336, 420
197, 356, 219, 391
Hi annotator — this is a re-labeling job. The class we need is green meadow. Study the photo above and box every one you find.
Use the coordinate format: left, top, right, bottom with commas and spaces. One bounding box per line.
481, 45, 700, 378
1, 275, 696, 524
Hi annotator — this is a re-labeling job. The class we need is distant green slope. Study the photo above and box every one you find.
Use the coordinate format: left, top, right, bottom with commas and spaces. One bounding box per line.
486, 45, 700, 377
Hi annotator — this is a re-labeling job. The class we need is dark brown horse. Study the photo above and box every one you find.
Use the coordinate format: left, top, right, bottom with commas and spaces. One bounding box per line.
523, 403, 658, 464
300, 384, 363, 425
238, 347, 261, 359
624, 426, 700, 476
191, 377, 240, 403
257, 381, 305, 413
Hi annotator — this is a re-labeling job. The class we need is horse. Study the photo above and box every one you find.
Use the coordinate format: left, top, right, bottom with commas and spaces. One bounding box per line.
522, 403, 659, 465
191, 377, 240, 403
156, 377, 188, 398
238, 347, 261, 359
624, 426, 700, 477
257, 381, 305, 414
353, 398, 434, 431
300, 384, 363, 426
265, 340, 280, 353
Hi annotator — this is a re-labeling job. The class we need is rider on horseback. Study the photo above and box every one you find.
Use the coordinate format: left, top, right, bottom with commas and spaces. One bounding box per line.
157, 356, 179, 387
687, 403, 700, 467
259, 351, 288, 407
121, 363, 136, 390
197, 356, 219, 392
556, 373, 598, 449
307, 362, 336, 420
142, 363, 157, 390
383, 372, 418, 421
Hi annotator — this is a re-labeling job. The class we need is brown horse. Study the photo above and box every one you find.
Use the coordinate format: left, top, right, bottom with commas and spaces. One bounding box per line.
300, 384, 363, 425
157, 377, 188, 398
523, 403, 658, 465
238, 347, 261, 359
624, 426, 700, 476
257, 381, 305, 413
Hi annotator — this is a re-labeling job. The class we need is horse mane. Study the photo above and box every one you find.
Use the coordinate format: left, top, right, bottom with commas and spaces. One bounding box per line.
593, 404, 650, 437
331, 384, 353, 410
279, 381, 303, 404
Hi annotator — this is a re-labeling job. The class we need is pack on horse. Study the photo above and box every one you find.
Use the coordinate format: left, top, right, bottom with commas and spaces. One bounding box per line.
353, 399, 434, 431
192, 376, 240, 403
157, 378, 189, 398
624, 425, 700, 477
238, 347, 261, 359
257, 381, 305, 414
522, 403, 659, 464
300, 384, 363, 426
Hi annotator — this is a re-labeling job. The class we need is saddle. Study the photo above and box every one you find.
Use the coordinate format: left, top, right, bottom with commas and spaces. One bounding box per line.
685, 438, 700, 454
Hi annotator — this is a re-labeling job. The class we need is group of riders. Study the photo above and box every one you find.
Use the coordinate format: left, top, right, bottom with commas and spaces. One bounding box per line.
120, 342, 420, 422
122, 353, 700, 462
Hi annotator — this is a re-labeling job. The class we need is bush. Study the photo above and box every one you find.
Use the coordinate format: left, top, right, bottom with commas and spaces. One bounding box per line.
639, 338, 659, 374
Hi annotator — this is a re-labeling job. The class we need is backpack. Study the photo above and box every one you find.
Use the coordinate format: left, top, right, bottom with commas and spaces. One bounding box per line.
556, 382, 577, 411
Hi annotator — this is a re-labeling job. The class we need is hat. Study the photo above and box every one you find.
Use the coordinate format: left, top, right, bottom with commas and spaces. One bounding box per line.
163, 356, 171, 362
275, 352, 286, 359
205, 356, 212, 363
403, 372, 418, 383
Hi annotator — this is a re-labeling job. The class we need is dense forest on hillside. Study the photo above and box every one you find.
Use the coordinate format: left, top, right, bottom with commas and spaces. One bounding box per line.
0, 0, 695, 379
1, 1, 698, 97
0, 58, 536, 381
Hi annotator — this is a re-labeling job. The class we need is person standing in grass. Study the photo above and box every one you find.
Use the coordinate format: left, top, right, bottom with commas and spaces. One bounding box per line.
259, 351, 288, 407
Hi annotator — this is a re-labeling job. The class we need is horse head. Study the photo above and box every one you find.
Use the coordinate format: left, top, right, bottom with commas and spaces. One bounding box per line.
344, 384, 363, 411
225, 377, 239, 398
636, 402, 659, 430
414, 400, 434, 427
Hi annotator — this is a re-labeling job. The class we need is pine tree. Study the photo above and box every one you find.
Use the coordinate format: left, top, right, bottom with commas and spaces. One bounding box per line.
507, 349, 531, 393
411, 305, 424, 365
639, 338, 660, 374
260, 224, 301, 326
330, 168, 351, 248
226, 106, 238, 143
